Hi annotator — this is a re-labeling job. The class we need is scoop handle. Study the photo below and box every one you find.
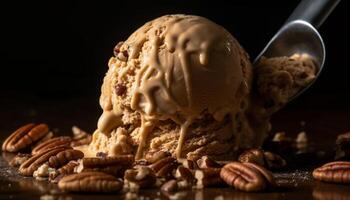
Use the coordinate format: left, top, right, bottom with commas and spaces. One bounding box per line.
285, 0, 340, 29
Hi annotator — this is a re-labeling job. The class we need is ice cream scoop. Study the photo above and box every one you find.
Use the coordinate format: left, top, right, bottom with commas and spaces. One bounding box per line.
255, 0, 340, 103
92, 15, 255, 160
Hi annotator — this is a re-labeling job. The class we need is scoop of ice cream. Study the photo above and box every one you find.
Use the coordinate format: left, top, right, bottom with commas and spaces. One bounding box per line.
254, 53, 317, 113
91, 14, 254, 160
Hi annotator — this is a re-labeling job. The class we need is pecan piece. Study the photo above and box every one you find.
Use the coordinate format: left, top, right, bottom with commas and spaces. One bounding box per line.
145, 150, 171, 163
335, 132, 350, 160
220, 162, 275, 192
161, 179, 178, 193
115, 84, 127, 96
313, 161, 350, 184
238, 149, 265, 166
49, 160, 79, 183
2, 123, 49, 153
32, 136, 72, 155
58, 171, 123, 193
70, 126, 92, 147
33, 163, 55, 180
195, 168, 223, 188
149, 156, 178, 178
174, 166, 195, 185
19, 146, 71, 176
263, 151, 286, 170
196, 156, 222, 169
124, 166, 156, 189
238, 149, 286, 170
113, 41, 124, 56
9, 153, 31, 167
48, 149, 84, 168
182, 159, 199, 170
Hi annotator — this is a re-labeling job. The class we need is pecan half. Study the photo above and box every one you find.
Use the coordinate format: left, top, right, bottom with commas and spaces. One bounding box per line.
58, 171, 123, 193
313, 161, 350, 184
19, 146, 71, 176
32, 136, 72, 155
80, 155, 134, 168
75, 155, 133, 177
195, 168, 223, 188
2, 123, 49, 153
48, 149, 84, 168
124, 166, 156, 189
220, 162, 275, 192
9, 153, 31, 167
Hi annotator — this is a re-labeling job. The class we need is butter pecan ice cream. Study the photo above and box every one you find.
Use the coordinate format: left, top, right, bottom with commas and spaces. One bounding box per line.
87, 14, 316, 161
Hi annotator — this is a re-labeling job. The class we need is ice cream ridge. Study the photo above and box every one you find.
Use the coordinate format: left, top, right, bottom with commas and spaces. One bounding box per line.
88, 14, 317, 161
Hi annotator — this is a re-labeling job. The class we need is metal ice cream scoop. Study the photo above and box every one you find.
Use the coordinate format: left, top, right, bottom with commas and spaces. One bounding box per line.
254, 0, 340, 100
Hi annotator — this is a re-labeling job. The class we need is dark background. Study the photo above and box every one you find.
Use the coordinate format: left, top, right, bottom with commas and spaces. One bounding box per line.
0, 0, 348, 133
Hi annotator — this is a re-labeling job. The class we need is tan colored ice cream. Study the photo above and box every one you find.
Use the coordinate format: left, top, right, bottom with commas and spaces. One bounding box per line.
88, 14, 317, 161
90, 14, 257, 160
254, 53, 317, 114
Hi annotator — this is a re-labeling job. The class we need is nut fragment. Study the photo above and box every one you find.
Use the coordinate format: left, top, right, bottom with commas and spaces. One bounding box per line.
113, 41, 124, 56
335, 132, 350, 160
174, 166, 195, 185
195, 168, 223, 188
115, 84, 127, 96
96, 152, 108, 158
263, 151, 286, 170
9, 153, 31, 167
48, 149, 84, 168
182, 159, 198, 170
145, 150, 171, 164
49, 160, 79, 183
2, 123, 49, 153
149, 156, 178, 178
161, 179, 178, 193
296, 131, 308, 149
132, 159, 150, 168
124, 166, 156, 188
220, 162, 275, 192
313, 161, 350, 184
70, 126, 92, 147
238, 149, 286, 170
238, 149, 265, 166
32, 136, 72, 155
19, 146, 71, 176
33, 163, 55, 180
58, 171, 123, 193
196, 156, 222, 169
